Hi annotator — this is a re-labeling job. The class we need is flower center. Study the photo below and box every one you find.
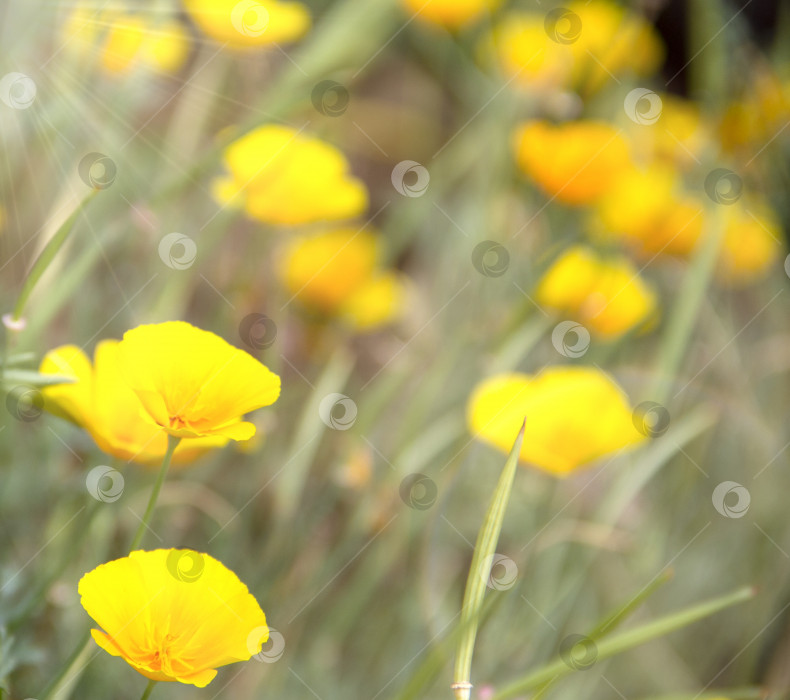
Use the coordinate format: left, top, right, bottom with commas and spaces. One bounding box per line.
152, 633, 177, 673
169, 414, 188, 429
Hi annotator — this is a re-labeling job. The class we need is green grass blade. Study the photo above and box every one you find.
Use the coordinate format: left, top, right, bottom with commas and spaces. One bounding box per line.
453, 421, 526, 700
11, 192, 95, 322
492, 586, 756, 700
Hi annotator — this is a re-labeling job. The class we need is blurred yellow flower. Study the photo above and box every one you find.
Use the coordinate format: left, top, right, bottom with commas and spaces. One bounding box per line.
215, 125, 368, 226
566, 0, 663, 93
40, 342, 227, 466
718, 204, 781, 285
487, 1, 662, 94
628, 95, 710, 170
280, 228, 405, 330
514, 120, 631, 205
63, 8, 190, 75
719, 67, 790, 153
485, 14, 572, 93
594, 164, 705, 257
117, 321, 281, 441
101, 15, 146, 73
467, 367, 644, 476
79, 549, 268, 687
183, 0, 310, 48
536, 246, 657, 339
403, 0, 500, 29
139, 21, 192, 73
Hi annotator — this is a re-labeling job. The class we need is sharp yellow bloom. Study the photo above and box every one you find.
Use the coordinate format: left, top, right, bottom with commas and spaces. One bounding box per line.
79, 549, 268, 687
536, 246, 657, 339
280, 228, 405, 330
215, 125, 368, 226
40, 342, 227, 466
183, 0, 310, 48
467, 367, 645, 476
117, 321, 281, 441
402, 0, 500, 29
514, 121, 631, 205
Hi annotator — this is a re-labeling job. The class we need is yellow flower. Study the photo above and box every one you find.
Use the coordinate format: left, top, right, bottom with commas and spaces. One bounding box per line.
117, 321, 281, 441
402, 0, 500, 29
565, 0, 663, 93
514, 120, 631, 205
719, 67, 790, 153
718, 204, 781, 286
40, 342, 227, 466
215, 125, 368, 226
485, 14, 573, 92
486, 2, 662, 94
79, 549, 268, 687
467, 367, 644, 476
101, 14, 146, 74
183, 0, 310, 49
139, 20, 191, 73
594, 164, 705, 257
629, 95, 710, 170
63, 8, 190, 75
280, 228, 405, 330
536, 246, 657, 339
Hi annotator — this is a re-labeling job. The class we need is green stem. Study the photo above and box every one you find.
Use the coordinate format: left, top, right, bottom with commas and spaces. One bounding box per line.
41, 436, 180, 699
140, 679, 157, 700
647, 207, 725, 407
129, 435, 180, 550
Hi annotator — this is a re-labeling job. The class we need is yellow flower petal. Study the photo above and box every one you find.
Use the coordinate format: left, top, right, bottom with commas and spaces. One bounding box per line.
536, 246, 657, 339
514, 121, 631, 205
40, 340, 230, 466
79, 549, 267, 687
467, 367, 645, 476
220, 125, 368, 226
402, 0, 500, 29
40, 345, 93, 426
183, 0, 310, 49
117, 321, 281, 440
340, 272, 406, 330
